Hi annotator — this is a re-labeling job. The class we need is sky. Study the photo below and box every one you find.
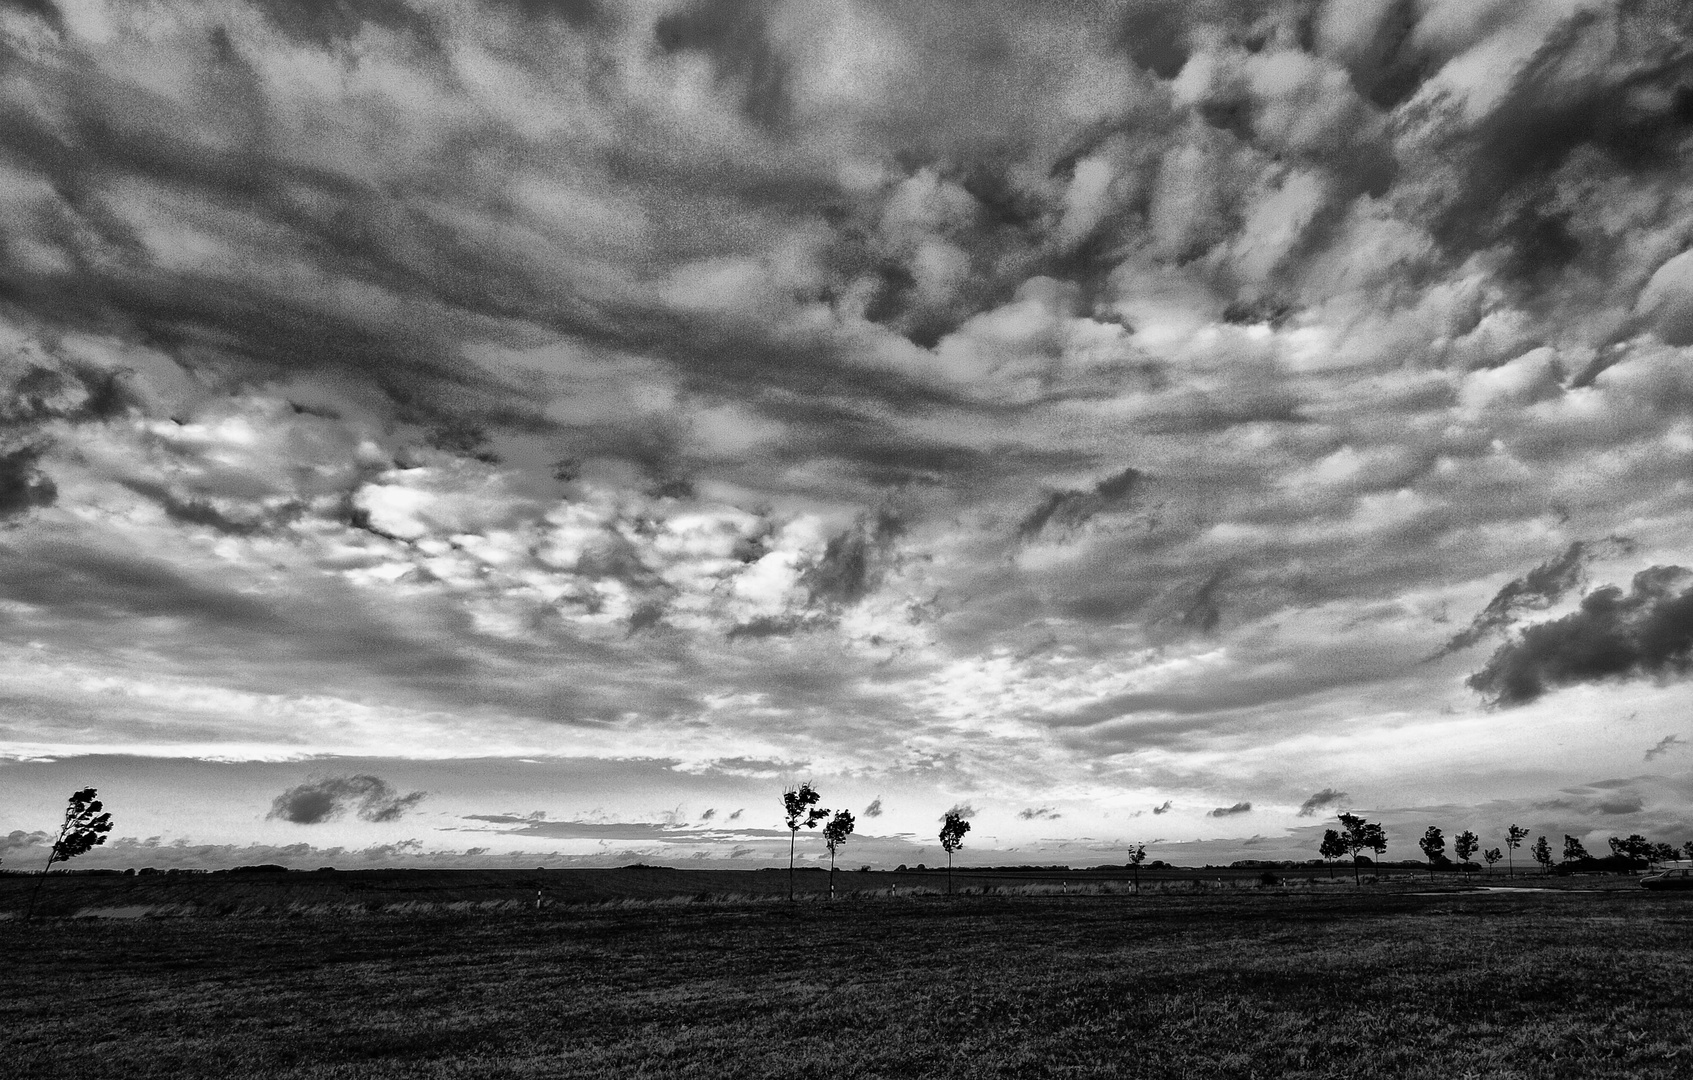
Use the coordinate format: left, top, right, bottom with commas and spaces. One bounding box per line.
5, 0, 1693, 873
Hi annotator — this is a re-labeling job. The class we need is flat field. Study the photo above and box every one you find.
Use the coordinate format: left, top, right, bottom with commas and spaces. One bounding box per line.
3, 876, 1691, 1079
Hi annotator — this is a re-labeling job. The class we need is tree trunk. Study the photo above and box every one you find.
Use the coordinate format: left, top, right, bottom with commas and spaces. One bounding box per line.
26, 845, 59, 922
829, 849, 835, 901
788, 829, 796, 902
947, 850, 953, 896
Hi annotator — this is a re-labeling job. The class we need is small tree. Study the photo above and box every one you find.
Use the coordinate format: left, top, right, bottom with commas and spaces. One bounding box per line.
27, 788, 114, 920
1483, 848, 1502, 876
1455, 830, 1479, 879
1128, 843, 1146, 892
1562, 835, 1589, 865
1505, 824, 1530, 879
1683, 840, 1693, 864
822, 810, 855, 900
939, 811, 970, 895
1337, 813, 1386, 886
1319, 828, 1347, 879
1651, 842, 1677, 869
782, 783, 830, 902
1419, 826, 1445, 880
1531, 835, 1553, 875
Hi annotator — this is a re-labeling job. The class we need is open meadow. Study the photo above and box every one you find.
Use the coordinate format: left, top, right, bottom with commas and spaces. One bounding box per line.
4, 871, 1692, 1079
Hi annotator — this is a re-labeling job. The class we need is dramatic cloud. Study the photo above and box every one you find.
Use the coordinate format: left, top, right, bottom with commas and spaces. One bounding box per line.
1469, 567, 1693, 706
1297, 789, 1348, 818
1208, 802, 1252, 818
9, 0, 1693, 867
268, 776, 427, 825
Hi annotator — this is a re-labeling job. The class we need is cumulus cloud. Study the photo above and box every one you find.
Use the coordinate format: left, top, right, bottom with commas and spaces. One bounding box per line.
268, 775, 427, 825
1152, 801, 1173, 815
1468, 566, 1693, 706
1018, 806, 1061, 821
1208, 802, 1252, 818
863, 798, 883, 818
1297, 789, 1348, 817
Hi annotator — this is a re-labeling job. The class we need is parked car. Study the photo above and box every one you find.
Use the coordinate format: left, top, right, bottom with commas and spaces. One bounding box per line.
1640, 868, 1693, 890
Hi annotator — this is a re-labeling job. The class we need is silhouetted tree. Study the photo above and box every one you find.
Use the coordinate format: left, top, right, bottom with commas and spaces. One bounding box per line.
783, 783, 830, 902
1562, 835, 1589, 865
822, 810, 855, 900
1337, 813, 1386, 886
1128, 843, 1146, 892
1531, 835, 1553, 875
1505, 824, 1529, 879
1483, 848, 1502, 875
1419, 826, 1445, 880
1683, 840, 1693, 863
939, 811, 970, 895
1319, 829, 1346, 879
27, 788, 114, 920
1455, 830, 1479, 879
1652, 842, 1677, 868
1606, 834, 1651, 867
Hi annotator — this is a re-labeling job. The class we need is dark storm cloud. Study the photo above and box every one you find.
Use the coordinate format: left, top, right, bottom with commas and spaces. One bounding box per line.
1434, 538, 1637, 658
1644, 735, 1684, 762
0, 443, 57, 519
268, 775, 426, 824
1208, 802, 1252, 818
1017, 468, 1144, 541
1297, 788, 1348, 818
1469, 566, 1693, 706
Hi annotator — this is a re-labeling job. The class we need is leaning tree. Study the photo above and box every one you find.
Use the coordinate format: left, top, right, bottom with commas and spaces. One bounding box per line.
939, 811, 971, 896
1505, 824, 1530, 879
28, 788, 114, 920
782, 783, 831, 902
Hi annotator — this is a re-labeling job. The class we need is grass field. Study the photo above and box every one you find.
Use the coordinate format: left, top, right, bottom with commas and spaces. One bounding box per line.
4, 874, 1691, 1078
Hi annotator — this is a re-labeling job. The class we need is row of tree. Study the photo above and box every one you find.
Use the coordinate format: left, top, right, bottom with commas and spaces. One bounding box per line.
1319, 815, 1693, 880
783, 784, 973, 898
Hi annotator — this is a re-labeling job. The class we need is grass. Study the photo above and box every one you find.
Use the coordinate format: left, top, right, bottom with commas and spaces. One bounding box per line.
3, 881, 1691, 1078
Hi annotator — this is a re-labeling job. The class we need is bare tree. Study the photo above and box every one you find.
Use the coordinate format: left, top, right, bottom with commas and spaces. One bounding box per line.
1531, 835, 1553, 875
1483, 848, 1502, 876
939, 811, 970, 896
1455, 830, 1479, 880
1319, 828, 1347, 879
27, 788, 114, 920
822, 810, 855, 900
1505, 824, 1529, 879
782, 783, 830, 902
1419, 826, 1445, 881
1128, 843, 1146, 892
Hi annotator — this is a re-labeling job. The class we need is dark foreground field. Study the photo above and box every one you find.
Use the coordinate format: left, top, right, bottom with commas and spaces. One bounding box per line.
4, 880, 1691, 1079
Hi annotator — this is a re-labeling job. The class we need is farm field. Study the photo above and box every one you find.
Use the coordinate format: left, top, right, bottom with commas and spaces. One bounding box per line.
4, 875, 1692, 1079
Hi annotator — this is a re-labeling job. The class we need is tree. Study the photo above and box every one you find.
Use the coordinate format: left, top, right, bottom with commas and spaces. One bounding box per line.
1684, 840, 1693, 864
782, 783, 830, 902
822, 810, 855, 900
1419, 826, 1445, 880
27, 788, 114, 920
1531, 836, 1553, 875
1652, 842, 1677, 868
1505, 824, 1530, 879
1454, 830, 1479, 879
1483, 847, 1502, 875
1319, 828, 1347, 879
1562, 835, 1589, 864
1337, 813, 1387, 886
939, 811, 970, 895
1128, 843, 1146, 892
